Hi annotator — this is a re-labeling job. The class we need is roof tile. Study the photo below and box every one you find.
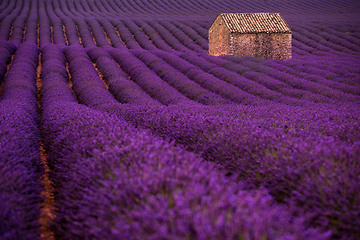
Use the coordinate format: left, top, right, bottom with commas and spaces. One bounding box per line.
220, 13, 291, 34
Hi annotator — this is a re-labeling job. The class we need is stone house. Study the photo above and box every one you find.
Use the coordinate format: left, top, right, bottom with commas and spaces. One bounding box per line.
209, 13, 292, 60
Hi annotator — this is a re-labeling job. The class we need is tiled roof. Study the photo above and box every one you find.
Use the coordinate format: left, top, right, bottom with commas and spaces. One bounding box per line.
219, 13, 291, 34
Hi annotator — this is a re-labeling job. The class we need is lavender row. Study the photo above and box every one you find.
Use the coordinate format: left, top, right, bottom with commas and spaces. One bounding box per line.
291, 39, 314, 56
38, 87, 329, 239
180, 21, 209, 39
109, 0, 141, 16
152, 49, 277, 104
46, 0, 68, 47
86, 47, 159, 105
65, 0, 85, 18
73, 17, 97, 48
40, 44, 77, 105
23, 0, 38, 45
131, 0, 165, 15
132, 49, 230, 105
56, 0, 75, 18
146, 20, 190, 52
0, 0, 23, 41
0, 41, 16, 84
110, 19, 143, 49
294, 24, 360, 53
112, 0, 139, 15
133, 19, 177, 52
61, 17, 81, 47
8, 0, 30, 47
102, 101, 360, 238
3, 0, 360, 23
159, 21, 206, 53
222, 55, 359, 102
63, 45, 117, 107
71, 0, 96, 18
82, 0, 102, 17
44, 0, 67, 47
171, 21, 208, 49
178, 52, 333, 104
289, 55, 360, 76
38, 0, 52, 47
38, 44, 329, 240
0, 0, 17, 21
321, 25, 360, 47
159, 21, 207, 53
109, 48, 192, 105
316, 28, 360, 52
257, 56, 360, 99
98, 18, 127, 49
1, 42, 39, 111
96, 0, 120, 16
0, 42, 43, 240
51, 0, 83, 47
121, 0, 152, 16
291, 25, 357, 56
122, 19, 158, 50
41, 3, 115, 49
266, 58, 360, 96
85, 0, 104, 16
147, 0, 183, 15
85, 18, 112, 48
11, 0, 358, 57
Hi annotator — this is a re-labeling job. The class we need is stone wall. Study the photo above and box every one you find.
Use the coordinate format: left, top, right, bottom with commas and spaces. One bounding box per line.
230, 33, 292, 60
208, 16, 230, 56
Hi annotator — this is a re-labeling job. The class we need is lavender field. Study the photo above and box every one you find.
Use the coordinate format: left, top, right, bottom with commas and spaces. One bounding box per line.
0, 0, 359, 239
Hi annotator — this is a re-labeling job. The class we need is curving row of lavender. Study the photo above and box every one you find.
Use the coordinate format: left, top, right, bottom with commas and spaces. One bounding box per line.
39, 43, 332, 240
1, 0, 360, 239
0, 42, 43, 239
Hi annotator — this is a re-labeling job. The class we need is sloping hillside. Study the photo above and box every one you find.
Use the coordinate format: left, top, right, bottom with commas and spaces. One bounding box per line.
0, 0, 359, 239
